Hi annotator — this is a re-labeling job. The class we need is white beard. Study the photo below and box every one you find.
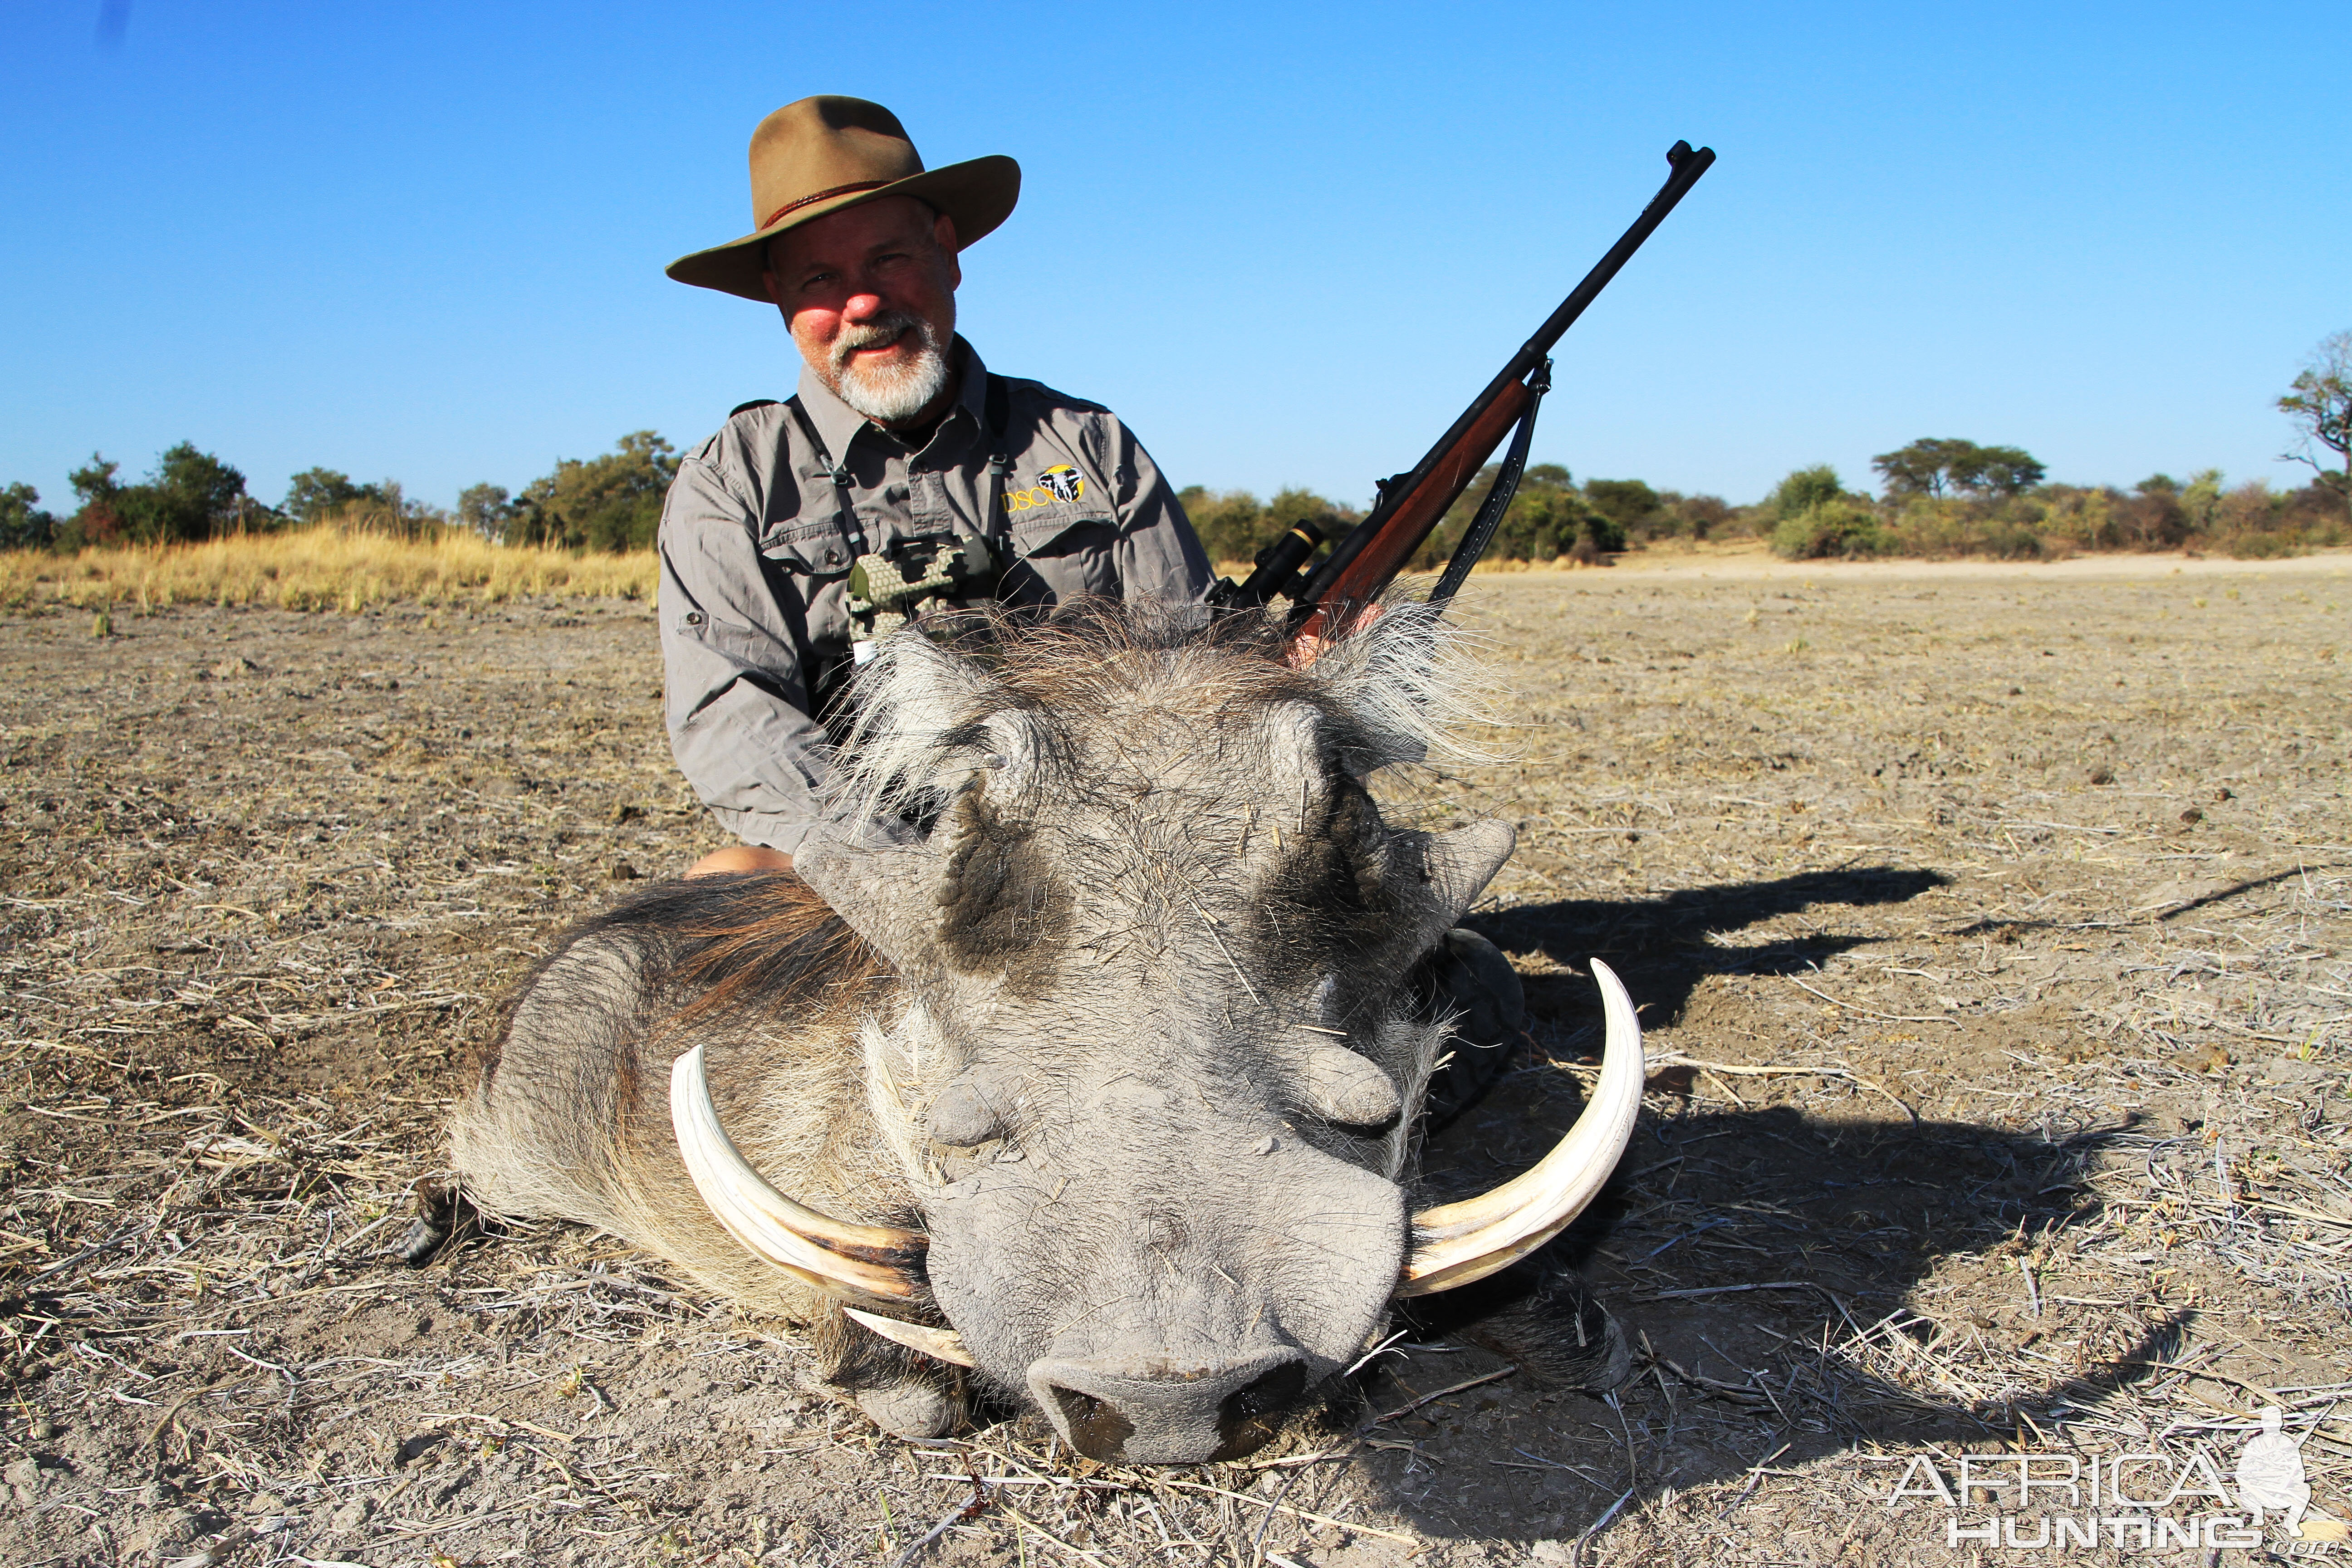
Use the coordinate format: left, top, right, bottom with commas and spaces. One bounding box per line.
831, 313, 953, 425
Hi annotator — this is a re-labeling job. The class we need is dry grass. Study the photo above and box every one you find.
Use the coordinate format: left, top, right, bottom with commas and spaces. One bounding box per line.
2, 565, 2349, 1566
0, 519, 657, 613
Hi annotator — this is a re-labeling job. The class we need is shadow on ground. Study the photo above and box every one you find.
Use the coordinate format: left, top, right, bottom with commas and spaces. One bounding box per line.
1352, 864, 2178, 1543
1470, 865, 1950, 1028
1366, 1094, 2175, 1542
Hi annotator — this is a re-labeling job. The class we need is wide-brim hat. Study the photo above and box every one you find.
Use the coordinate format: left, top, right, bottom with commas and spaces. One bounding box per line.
666, 96, 1019, 304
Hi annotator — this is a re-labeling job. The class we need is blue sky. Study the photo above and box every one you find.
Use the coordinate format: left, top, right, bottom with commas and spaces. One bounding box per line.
2, 1, 2344, 516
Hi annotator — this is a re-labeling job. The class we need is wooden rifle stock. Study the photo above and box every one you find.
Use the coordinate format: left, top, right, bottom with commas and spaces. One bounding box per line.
1291, 379, 1533, 640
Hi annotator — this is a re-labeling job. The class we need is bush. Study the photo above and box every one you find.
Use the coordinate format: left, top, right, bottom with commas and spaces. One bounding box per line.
1177, 486, 1263, 566
1584, 478, 1663, 541
2034, 486, 2122, 550
1875, 495, 2046, 558
1178, 485, 1357, 571
0, 483, 57, 550
2279, 481, 2351, 544
1978, 522, 2044, 560
1770, 464, 1844, 519
1588, 479, 1732, 544
510, 431, 678, 553
1771, 498, 1887, 559
1578, 504, 1626, 554
2227, 531, 2299, 559
1654, 490, 1731, 540
2208, 479, 2348, 556
458, 483, 519, 541
1413, 463, 1618, 566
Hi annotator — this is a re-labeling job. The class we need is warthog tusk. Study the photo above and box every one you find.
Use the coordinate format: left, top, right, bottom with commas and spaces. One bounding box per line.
669, 1044, 927, 1303
843, 1307, 978, 1368
1396, 959, 1644, 1296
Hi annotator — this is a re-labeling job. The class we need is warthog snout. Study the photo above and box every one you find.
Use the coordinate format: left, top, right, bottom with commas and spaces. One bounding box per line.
1029, 1346, 1309, 1464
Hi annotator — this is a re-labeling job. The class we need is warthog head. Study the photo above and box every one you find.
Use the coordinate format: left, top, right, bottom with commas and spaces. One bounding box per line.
669, 602, 1641, 1463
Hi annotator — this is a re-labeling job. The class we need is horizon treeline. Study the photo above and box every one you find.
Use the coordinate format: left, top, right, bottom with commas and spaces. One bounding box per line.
0, 434, 680, 555
8, 329, 2343, 564
1750, 437, 2346, 561
5, 439, 2346, 568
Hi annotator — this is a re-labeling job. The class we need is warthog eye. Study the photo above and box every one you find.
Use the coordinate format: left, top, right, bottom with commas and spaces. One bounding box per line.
1255, 774, 1394, 960
936, 794, 1071, 991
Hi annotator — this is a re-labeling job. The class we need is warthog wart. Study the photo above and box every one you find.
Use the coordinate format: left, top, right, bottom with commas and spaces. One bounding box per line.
448, 599, 1643, 1463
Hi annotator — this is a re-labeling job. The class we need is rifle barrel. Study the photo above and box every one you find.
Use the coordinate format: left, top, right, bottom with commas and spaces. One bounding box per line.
1293, 141, 1716, 617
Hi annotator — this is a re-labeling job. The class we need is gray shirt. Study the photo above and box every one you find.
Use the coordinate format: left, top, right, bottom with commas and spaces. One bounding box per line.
658, 340, 1213, 852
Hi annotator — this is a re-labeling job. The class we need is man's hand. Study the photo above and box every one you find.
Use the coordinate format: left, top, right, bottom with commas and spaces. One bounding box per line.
1286, 603, 1384, 668
687, 845, 794, 877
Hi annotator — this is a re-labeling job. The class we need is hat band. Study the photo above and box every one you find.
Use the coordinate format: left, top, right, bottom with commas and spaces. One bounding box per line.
760, 179, 893, 232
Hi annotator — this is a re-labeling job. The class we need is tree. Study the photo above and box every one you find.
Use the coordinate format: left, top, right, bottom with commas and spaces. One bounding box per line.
457, 483, 518, 541
2176, 468, 2225, 535
0, 483, 57, 550
1664, 492, 1731, 539
1418, 462, 1611, 564
2114, 476, 2190, 549
511, 431, 680, 552
1947, 443, 2045, 496
1584, 478, 1664, 539
61, 444, 255, 546
2279, 330, 2351, 518
66, 454, 126, 546
131, 443, 254, 540
1176, 486, 1266, 566
1872, 438, 2043, 499
1176, 485, 1359, 571
1872, 439, 1972, 497
284, 467, 390, 524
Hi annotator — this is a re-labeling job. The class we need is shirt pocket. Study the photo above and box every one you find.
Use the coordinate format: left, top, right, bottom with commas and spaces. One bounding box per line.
758, 516, 856, 578
1006, 510, 1122, 600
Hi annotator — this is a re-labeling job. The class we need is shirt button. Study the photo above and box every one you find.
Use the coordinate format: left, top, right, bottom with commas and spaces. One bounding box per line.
822, 546, 843, 567
683, 611, 706, 627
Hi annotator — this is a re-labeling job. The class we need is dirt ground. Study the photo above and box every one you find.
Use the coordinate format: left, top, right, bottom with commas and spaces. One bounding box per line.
1, 554, 2347, 1568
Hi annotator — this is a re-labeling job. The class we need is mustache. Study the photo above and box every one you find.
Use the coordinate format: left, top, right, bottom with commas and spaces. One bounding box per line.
830, 311, 934, 372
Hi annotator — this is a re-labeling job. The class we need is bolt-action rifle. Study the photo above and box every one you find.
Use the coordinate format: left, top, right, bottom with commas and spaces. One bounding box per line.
1206, 141, 1716, 639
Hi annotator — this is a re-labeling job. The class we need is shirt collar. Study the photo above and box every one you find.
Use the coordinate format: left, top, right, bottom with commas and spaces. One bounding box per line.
794, 336, 989, 465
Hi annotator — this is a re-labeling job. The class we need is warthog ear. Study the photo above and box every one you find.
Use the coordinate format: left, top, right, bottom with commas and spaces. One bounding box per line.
1399, 819, 1516, 940
798, 763, 1073, 986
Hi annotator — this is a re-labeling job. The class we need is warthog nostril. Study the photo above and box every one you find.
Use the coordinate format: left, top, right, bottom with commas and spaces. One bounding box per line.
1211, 1360, 1308, 1462
1047, 1384, 1137, 1461
1030, 1348, 1310, 1465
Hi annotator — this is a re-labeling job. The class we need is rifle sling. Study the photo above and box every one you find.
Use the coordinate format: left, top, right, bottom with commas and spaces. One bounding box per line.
1428, 365, 1550, 608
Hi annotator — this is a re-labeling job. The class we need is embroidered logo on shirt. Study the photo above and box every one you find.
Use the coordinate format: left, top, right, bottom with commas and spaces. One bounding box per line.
1014, 464, 1087, 508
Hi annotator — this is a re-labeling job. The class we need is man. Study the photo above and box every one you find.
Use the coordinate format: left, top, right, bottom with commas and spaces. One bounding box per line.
659, 97, 1211, 873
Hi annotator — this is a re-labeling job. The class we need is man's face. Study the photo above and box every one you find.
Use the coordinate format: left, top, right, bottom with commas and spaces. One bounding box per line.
764, 196, 962, 426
